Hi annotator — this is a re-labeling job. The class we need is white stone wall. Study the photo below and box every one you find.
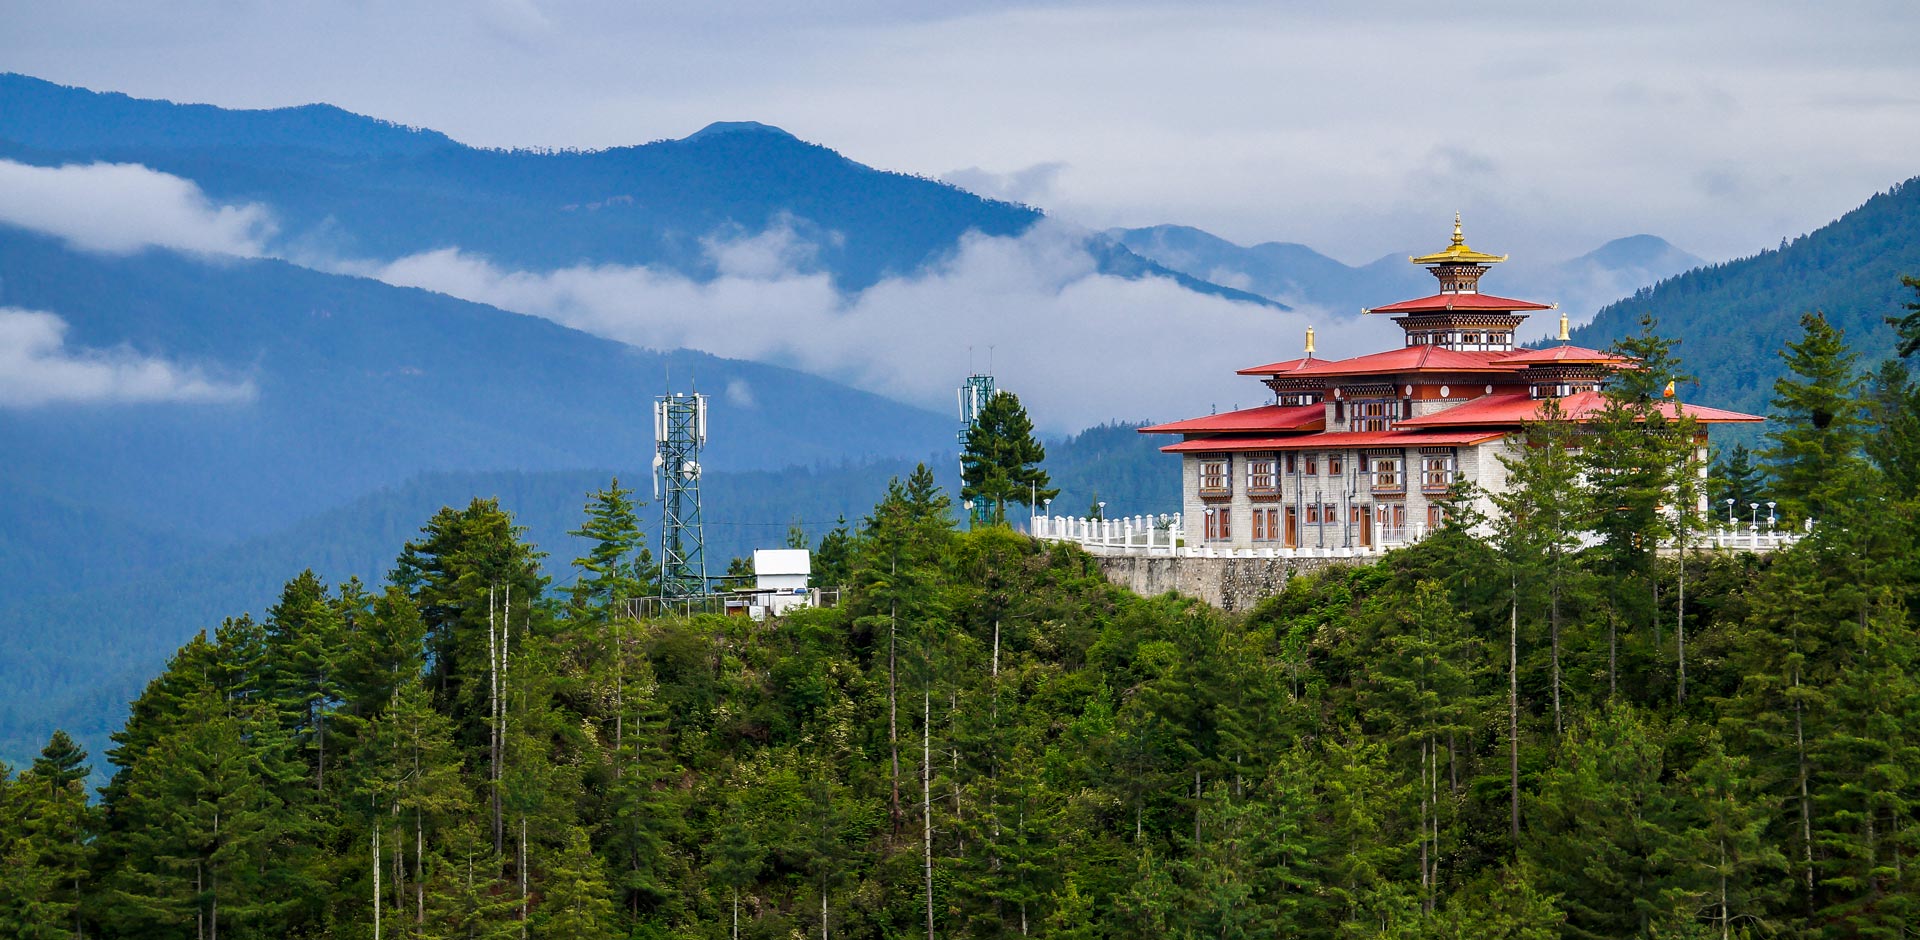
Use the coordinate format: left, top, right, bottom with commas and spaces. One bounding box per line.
1176, 434, 1524, 552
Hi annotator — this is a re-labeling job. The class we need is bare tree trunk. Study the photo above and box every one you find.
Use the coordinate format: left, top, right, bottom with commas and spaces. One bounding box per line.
923, 687, 935, 940
489, 586, 502, 854
1677, 543, 1688, 704
373, 822, 382, 940
1550, 552, 1563, 736
889, 581, 902, 835
520, 816, 529, 939
1509, 582, 1521, 846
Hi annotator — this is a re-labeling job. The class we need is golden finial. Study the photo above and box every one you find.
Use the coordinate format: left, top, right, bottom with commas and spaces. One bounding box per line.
1305, 325, 1316, 357
1410, 212, 1508, 265
1558, 312, 1569, 342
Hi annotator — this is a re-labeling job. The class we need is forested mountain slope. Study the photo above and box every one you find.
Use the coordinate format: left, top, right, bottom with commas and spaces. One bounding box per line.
0, 423, 1175, 771
0, 73, 1274, 305
0, 226, 953, 544
5, 353, 1919, 939
1571, 176, 1920, 417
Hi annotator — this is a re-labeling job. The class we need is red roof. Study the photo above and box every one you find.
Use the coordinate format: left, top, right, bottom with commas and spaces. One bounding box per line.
1366, 292, 1553, 314
1238, 346, 1524, 378
1139, 403, 1326, 435
1160, 430, 1507, 453
1397, 390, 1763, 427
1234, 356, 1317, 376
1492, 344, 1628, 366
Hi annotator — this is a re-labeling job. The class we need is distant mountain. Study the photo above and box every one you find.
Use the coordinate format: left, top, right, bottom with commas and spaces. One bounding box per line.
0, 225, 955, 544
0, 421, 1175, 768
1109, 225, 1704, 329
0, 73, 1275, 308
1572, 176, 1920, 420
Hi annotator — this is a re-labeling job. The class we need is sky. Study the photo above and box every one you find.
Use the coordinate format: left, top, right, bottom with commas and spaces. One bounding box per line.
4, 1, 1916, 266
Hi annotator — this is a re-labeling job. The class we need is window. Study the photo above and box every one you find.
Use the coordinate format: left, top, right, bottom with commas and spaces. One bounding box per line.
1200, 458, 1229, 495
1352, 401, 1394, 433
1372, 456, 1403, 492
1328, 453, 1344, 475
1325, 502, 1338, 524
1252, 507, 1279, 542
1304, 453, 1318, 475
1284, 452, 1296, 474
1246, 455, 1276, 493
1205, 508, 1232, 541
1376, 502, 1407, 539
1422, 453, 1456, 492
1428, 505, 1448, 529
1306, 503, 1320, 524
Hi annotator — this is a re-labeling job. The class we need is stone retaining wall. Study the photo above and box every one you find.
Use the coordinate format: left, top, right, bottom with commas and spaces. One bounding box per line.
1094, 553, 1366, 612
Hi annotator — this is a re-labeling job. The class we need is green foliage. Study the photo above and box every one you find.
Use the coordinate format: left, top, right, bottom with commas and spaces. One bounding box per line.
24, 353, 1920, 940
1765, 312, 1869, 525
961, 391, 1059, 526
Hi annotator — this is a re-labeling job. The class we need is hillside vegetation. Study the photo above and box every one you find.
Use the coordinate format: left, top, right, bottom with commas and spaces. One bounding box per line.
1573, 176, 1920, 419
5, 310, 1920, 938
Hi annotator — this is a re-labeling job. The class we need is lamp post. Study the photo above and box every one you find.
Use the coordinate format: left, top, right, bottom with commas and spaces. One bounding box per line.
1749, 502, 1759, 528
1766, 501, 1776, 534
1724, 498, 1735, 526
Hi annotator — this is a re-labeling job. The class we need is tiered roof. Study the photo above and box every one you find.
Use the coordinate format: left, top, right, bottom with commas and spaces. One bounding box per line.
1143, 216, 1762, 452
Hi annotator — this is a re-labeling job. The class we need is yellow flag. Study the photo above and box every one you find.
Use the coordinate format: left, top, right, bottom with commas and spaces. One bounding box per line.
1663, 379, 1676, 399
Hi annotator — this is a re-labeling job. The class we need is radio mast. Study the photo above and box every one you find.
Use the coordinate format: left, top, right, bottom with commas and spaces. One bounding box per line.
653, 391, 708, 599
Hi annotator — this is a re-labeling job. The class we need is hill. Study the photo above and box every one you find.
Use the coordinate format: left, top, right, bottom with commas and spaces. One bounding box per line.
0, 72, 1275, 308
0, 420, 1176, 768
0, 225, 954, 544
1571, 176, 1920, 418
1110, 224, 1704, 331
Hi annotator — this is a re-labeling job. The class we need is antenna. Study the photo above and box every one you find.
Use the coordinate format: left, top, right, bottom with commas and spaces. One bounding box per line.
655, 387, 709, 599
958, 369, 998, 528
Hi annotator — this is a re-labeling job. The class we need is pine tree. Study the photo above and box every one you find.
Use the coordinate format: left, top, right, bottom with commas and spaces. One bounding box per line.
534, 826, 617, 939
1864, 359, 1920, 499
960, 390, 1058, 526
1709, 444, 1770, 521
706, 803, 765, 940
1764, 311, 1868, 527
569, 477, 653, 614
1886, 274, 1920, 358
1492, 396, 1589, 733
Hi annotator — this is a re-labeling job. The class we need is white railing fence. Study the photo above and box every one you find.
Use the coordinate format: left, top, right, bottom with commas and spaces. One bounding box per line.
1031, 514, 1806, 558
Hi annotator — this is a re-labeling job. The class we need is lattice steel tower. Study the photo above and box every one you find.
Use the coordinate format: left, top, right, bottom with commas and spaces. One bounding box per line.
652, 392, 708, 598
958, 373, 997, 527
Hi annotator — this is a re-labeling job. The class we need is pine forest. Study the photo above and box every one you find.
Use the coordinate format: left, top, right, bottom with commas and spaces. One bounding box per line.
7, 306, 1920, 940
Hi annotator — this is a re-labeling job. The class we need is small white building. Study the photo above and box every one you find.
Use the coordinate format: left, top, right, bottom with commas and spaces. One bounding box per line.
740, 549, 813, 620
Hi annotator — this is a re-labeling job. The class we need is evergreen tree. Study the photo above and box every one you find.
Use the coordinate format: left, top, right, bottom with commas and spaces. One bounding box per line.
812, 515, 855, 589
960, 391, 1058, 526
1864, 359, 1920, 499
568, 477, 653, 614
1764, 311, 1869, 526
1887, 274, 1920, 358
1708, 444, 1769, 523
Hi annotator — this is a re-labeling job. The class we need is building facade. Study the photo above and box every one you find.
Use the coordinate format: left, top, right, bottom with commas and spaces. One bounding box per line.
1140, 217, 1761, 553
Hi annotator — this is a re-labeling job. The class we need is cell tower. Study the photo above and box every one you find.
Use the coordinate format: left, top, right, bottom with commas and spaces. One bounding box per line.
652, 391, 708, 599
958, 372, 997, 526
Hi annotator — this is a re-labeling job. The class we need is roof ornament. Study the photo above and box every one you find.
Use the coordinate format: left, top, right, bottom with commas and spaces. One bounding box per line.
1305, 325, 1316, 357
1409, 213, 1510, 266
1558, 311, 1570, 342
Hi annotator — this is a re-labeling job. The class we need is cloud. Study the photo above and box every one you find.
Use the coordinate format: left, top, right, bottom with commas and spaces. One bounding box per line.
0, 160, 274, 257
367, 219, 1376, 430
0, 307, 256, 407
941, 162, 1069, 207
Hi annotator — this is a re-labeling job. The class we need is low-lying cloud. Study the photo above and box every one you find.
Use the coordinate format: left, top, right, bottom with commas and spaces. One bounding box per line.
0, 159, 274, 257
0, 307, 256, 407
367, 220, 1385, 430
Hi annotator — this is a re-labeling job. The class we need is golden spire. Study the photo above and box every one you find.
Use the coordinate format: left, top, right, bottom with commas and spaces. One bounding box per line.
1558, 311, 1569, 342
1409, 213, 1509, 266
1305, 325, 1316, 357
